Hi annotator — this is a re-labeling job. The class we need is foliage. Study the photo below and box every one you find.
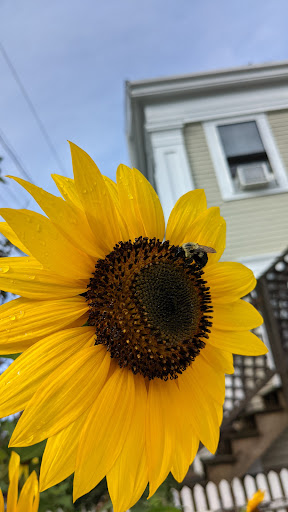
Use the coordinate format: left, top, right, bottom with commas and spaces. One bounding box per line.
0, 412, 182, 511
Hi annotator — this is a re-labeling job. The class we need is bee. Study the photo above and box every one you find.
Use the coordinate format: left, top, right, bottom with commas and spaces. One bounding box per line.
179, 242, 216, 269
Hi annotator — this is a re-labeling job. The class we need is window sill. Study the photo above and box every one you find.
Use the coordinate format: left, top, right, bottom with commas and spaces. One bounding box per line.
221, 186, 288, 201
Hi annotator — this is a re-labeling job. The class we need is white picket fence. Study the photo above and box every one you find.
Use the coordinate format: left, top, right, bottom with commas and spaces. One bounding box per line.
49, 469, 288, 512
177, 469, 288, 512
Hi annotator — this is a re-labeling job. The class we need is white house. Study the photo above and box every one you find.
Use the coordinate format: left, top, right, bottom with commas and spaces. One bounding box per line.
126, 62, 288, 278
126, 63, 288, 499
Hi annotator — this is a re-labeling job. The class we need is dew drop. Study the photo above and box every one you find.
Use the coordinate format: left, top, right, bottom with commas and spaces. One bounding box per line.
17, 311, 24, 319
9, 315, 16, 321
25, 435, 35, 444
0, 266, 9, 273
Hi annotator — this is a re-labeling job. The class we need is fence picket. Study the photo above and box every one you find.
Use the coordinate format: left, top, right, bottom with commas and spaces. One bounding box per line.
255, 472, 271, 501
268, 470, 284, 499
181, 485, 196, 512
219, 479, 234, 508
206, 481, 221, 511
243, 474, 257, 499
193, 483, 209, 511
231, 477, 246, 507
280, 468, 288, 496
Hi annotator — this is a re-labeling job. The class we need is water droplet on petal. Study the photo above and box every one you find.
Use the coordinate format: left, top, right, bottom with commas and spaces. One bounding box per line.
9, 315, 16, 321
25, 435, 35, 444
0, 266, 9, 273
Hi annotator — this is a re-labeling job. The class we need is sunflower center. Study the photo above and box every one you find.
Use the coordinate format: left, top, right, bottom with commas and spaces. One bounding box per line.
86, 237, 213, 380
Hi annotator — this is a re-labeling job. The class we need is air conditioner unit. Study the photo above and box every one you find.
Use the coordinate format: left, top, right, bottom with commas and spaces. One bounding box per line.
236, 162, 274, 190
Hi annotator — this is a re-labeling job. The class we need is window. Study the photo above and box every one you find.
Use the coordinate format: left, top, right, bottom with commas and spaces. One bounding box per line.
204, 114, 288, 200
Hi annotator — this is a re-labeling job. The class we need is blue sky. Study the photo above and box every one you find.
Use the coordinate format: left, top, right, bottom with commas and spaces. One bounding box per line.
1, 0, 288, 209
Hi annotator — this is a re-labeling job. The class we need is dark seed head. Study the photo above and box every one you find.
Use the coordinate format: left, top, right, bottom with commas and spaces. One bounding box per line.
86, 237, 212, 380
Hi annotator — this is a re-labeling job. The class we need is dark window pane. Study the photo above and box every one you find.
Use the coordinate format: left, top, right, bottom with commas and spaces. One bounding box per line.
218, 121, 265, 158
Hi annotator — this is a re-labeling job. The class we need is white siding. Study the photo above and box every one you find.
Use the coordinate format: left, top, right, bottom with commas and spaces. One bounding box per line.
267, 110, 288, 177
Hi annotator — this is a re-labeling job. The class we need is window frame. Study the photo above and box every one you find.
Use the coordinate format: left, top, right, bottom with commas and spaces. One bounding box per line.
204, 113, 288, 201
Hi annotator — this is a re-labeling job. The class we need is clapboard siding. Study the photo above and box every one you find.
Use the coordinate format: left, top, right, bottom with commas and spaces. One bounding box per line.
184, 118, 288, 262
267, 110, 288, 177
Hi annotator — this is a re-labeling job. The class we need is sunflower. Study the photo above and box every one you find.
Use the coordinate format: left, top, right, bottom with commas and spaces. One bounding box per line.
0, 143, 267, 512
0, 451, 39, 512
246, 490, 265, 512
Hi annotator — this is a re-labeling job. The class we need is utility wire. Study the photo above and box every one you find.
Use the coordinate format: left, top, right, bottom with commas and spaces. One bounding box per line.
0, 128, 35, 184
0, 41, 66, 175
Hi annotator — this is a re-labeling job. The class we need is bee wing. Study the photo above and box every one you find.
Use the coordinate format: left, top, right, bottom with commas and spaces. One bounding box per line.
197, 245, 217, 253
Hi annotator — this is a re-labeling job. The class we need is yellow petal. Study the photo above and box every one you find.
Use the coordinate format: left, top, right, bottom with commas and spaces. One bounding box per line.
116, 164, 165, 241
10, 345, 110, 446
107, 374, 148, 512
155, 379, 199, 486
70, 142, 121, 253
0, 327, 95, 417
212, 299, 263, 330
0, 296, 88, 354
32, 488, 40, 512
0, 489, 4, 512
73, 365, 135, 501
9, 177, 104, 259
172, 434, 199, 483
40, 409, 89, 491
247, 490, 265, 512
209, 328, 268, 355
7, 451, 20, 512
204, 262, 256, 303
0, 256, 86, 299
103, 175, 129, 241
181, 207, 226, 264
0, 222, 28, 253
201, 342, 234, 374
17, 471, 39, 512
52, 174, 83, 209
178, 366, 220, 453
166, 190, 207, 245
193, 353, 226, 405
0, 208, 94, 280
146, 379, 175, 498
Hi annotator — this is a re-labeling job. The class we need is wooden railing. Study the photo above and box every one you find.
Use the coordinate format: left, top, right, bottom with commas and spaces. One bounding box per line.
256, 249, 288, 406
222, 249, 288, 424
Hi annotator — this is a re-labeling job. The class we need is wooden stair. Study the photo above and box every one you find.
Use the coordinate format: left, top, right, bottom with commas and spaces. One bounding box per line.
202, 386, 288, 483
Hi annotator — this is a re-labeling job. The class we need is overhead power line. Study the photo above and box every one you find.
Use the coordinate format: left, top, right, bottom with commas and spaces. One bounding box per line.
0, 41, 66, 175
0, 127, 35, 183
